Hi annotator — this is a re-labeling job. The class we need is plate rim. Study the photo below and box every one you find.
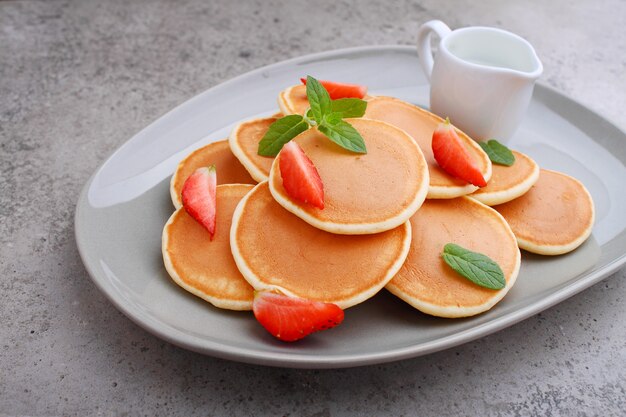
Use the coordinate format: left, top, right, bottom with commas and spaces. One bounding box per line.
75, 44, 626, 369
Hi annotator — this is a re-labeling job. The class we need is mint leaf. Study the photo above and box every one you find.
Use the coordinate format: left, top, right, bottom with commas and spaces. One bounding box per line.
257, 115, 309, 156
442, 243, 505, 290
479, 140, 515, 166
318, 120, 367, 154
306, 76, 331, 124
330, 98, 367, 118
324, 112, 343, 125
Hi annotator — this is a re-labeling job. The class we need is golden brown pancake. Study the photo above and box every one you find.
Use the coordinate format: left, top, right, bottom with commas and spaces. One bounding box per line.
268, 118, 429, 234
170, 140, 256, 209
162, 184, 255, 310
230, 182, 412, 309
228, 116, 281, 182
470, 150, 540, 206
386, 197, 520, 318
278, 84, 373, 115
364, 96, 492, 199
494, 169, 595, 255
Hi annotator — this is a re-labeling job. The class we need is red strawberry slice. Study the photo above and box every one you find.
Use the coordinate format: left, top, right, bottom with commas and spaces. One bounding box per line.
181, 166, 217, 239
252, 291, 344, 342
279, 141, 325, 209
300, 78, 367, 100
432, 119, 487, 187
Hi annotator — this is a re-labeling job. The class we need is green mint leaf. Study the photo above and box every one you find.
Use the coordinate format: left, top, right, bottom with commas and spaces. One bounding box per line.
306, 76, 332, 124
257, 115, 309, 156
479, 139, 515, 166
324, 112, 343, 125
330, 98, 367, 118
442, 243, 506, 290
318, 120, 367, 154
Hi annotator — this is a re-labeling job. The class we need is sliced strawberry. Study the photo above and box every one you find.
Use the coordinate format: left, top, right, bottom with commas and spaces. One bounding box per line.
300, 77, 367, 100
252, 291, 344, 342
279, 141, 325, 209
181, 166, 217, 239
432, 119, 487, 187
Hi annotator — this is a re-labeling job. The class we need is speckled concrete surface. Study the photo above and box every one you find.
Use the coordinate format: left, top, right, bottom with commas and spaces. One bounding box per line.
1, 0, 625, 415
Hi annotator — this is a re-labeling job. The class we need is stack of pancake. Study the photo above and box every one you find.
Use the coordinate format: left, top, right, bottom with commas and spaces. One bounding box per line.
162, 83, 595, 322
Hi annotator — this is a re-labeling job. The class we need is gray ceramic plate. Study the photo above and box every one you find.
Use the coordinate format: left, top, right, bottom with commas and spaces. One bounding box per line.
75, 45, 626, 369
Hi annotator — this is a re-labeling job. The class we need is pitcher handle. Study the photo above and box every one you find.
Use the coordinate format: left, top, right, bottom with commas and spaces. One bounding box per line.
417, 20, 452, 81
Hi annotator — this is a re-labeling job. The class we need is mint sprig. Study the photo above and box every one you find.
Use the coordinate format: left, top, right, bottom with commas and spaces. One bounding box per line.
442, 243, 506, 290
257, 76, 367, 156
479, 139, 515, 166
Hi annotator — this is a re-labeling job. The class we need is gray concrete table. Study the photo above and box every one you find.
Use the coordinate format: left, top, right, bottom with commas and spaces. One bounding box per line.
1, 0, 624, 415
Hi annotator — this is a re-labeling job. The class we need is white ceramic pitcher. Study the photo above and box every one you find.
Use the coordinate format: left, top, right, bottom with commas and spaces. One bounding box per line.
417, 20, 543, 142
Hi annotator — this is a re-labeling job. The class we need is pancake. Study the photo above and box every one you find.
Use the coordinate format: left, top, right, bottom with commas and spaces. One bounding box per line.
364, 96, 492, 199
228, 116, 280, 182
230, 182, 412, 309
494, 169, 595, 255
386, 197, 520, 318
470, 150, 540, 206
278, 85, 309, 116
278, 84, 373, 115
268, 118, 430, 234
162, 184, 255, 310
170, 140, 256, 209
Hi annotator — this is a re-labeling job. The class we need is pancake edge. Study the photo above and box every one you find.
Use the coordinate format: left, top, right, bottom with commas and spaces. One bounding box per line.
511, 169, 596, 256
277, 86, 297, 115
170, 180, 183, 210
267, 120, 430, 235
228, 117, 275, 183
230, 181, 413, 309
162, 185, 254, 311
426, 183, 480, 199
385, 197, 521, 318
469, 153, 540, 206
